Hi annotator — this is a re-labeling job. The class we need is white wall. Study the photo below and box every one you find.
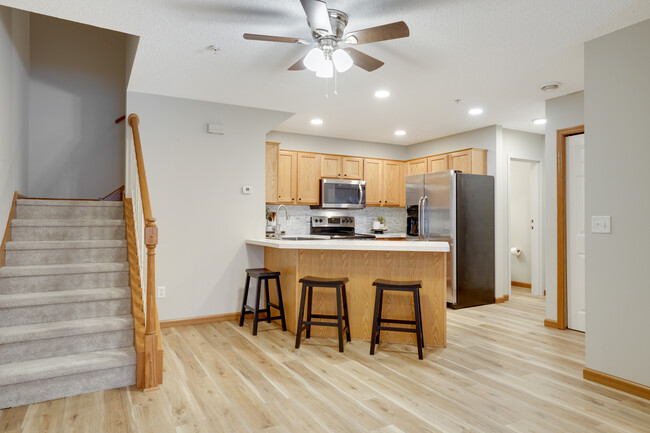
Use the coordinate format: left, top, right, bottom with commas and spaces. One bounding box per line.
0, 6, 29, 225
266, 131, 407, 161
544, 91, 584, 320
584, 19, 650, 387
28, 14, 126, 199
126, 92, 291, 321
509, 160, 532, 283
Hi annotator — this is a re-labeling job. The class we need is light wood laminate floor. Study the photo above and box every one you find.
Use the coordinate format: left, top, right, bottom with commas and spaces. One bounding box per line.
2, 287, 649, 432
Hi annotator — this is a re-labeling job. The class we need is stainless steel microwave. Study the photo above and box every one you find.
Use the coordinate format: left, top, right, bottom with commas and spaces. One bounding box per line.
320, 178, 366, 209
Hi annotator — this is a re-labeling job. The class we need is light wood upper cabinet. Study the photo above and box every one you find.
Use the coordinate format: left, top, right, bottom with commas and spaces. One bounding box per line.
265, 142, 279, 203
407, 158, 428, 176
364, 159, 402, 207
320, 155, 341, 178
297, 152, 321, 205
428, 154, 449, 173
382, 161, 402, 206
363, 159, 382, 206
341, 157, 363, 179
448, 149, 487, 175
277, 150, 297, 204
320, 155, 364, 180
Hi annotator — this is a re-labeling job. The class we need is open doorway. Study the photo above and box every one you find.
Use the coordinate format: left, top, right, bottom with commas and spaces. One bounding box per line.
508, 158, 542, 297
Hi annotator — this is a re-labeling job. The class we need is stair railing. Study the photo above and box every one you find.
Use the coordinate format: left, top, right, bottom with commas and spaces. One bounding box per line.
127, 114, 163, 390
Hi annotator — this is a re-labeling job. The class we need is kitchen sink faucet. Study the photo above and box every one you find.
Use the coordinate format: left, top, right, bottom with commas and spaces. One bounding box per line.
275, 205, 290, 239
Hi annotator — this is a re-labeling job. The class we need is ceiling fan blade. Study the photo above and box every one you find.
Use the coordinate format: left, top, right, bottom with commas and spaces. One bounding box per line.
344, 48, 384, 72
300, 0, 332, 36
344, 21, 410, 45
288, 54, 308, 71
243, 33, 309, 44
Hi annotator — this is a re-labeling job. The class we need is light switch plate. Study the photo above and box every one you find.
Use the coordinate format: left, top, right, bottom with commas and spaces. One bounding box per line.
591, 216, 611, 234
242, 186, 252, 194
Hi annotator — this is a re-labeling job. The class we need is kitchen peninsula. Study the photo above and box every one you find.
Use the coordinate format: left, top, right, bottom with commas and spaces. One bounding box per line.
245, 239, 449, 346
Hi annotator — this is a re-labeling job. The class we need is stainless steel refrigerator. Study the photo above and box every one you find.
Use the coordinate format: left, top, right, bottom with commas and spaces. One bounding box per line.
406, 170, 495, 309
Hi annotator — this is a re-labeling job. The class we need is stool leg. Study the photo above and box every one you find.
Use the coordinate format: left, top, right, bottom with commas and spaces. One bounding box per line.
295, 283, 308, 349
275, 276, 287, 331
341, 284, 351, 342
413, 289, 424, 360
264, 278, 271, 323
417, 289, 424, 346
239, 274, 251, 327
335, 285, 344, 352
370, 286, 382, 355
376, 287, 385, 344
305, 286, 313, 339
252, 277, 262, 336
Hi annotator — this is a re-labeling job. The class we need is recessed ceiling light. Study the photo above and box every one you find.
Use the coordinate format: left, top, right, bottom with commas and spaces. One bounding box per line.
539, 81, 561, 92
310, 118, 323, 125
394, 130, 406, 136
468, 108, 483, 116
533, 118, 547, 125
374, 90, 390, 98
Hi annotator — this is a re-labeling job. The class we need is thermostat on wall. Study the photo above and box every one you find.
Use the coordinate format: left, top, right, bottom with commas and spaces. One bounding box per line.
207, 124, 224, 135
242, 186, 253, 194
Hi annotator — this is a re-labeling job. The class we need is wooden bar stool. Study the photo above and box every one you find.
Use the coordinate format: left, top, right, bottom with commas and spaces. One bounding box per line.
370, 279, 424, 359
295, 276, 351, 352
239, 268, 287, 335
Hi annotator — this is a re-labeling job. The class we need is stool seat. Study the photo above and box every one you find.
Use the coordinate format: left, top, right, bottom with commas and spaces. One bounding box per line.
299, 276, 349, 287
246, 268, 281, 278
372, 279, 422, 289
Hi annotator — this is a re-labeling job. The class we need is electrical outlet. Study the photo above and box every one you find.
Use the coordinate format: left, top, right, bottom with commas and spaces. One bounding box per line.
591, 216, 611, 234
157, 286, 166, 298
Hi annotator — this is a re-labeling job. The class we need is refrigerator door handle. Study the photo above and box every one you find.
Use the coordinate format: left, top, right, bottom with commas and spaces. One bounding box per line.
422, 195, 429, 240
417, 196, 424, 240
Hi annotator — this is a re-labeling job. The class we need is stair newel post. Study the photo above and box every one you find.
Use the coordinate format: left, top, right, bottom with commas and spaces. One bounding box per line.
143, 217, 159, 390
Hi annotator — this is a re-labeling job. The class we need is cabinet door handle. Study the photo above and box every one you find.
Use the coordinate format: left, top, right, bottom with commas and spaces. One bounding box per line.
298, 198, 301, 200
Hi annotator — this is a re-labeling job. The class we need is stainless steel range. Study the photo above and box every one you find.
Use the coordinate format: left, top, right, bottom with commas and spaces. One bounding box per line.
311, 216, 376, 239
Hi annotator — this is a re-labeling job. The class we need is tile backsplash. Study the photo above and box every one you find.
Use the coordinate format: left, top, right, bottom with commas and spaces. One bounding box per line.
266, 205, 406, 235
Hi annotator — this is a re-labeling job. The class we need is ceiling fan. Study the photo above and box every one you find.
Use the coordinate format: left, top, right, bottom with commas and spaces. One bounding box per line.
243, 0, 410, 77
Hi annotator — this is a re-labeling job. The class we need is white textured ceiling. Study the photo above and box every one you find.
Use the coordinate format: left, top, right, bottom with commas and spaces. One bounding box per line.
3, 0, 650, 145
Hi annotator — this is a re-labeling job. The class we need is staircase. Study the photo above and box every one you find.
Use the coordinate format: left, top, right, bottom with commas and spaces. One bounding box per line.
0, 199, 136, 409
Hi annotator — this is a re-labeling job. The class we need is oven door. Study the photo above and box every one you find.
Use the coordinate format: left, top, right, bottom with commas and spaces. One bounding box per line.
321, 179, 366, 209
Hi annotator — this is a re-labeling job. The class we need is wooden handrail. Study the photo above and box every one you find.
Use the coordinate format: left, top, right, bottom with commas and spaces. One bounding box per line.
127, 113, 162, 390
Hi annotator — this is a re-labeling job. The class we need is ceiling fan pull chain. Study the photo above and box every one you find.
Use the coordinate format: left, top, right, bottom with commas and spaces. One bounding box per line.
334, 68, 338, 96
324, 77, 329, 99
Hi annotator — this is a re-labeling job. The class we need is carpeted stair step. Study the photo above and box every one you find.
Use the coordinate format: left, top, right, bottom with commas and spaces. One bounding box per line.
11, 219, 125, 241
16, 199, 124, 220
4, 240, 127, 266
0, 262, 129, 294
0, 347, 136, 409
0, 315, 134, 365
0, 287, 131, 326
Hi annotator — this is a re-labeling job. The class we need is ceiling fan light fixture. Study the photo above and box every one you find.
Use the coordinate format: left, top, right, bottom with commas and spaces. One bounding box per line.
344, 35, 358, 44
304, 47, 325, 72
315, 59, 334, 78
332, 49, 353, 72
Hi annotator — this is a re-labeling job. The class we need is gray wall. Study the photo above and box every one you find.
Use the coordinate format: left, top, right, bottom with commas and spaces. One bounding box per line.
584, 19, 650, 387
28, 14, 126, 199
266, 131, 407, 161
0, 6, 29, 223
544, 91, 584, 320
127, 92, 291, 321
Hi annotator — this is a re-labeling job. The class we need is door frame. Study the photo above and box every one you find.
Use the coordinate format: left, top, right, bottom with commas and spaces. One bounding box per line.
506, 156, 543, 297
556, 125, 585, 330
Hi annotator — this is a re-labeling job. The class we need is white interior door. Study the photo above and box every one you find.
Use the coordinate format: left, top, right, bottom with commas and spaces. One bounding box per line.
529, 162, 541, 296
566, 134, 586, 332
